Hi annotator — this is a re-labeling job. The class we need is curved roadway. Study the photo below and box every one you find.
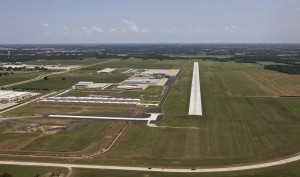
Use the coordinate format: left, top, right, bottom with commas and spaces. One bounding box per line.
1, 153, 300, 173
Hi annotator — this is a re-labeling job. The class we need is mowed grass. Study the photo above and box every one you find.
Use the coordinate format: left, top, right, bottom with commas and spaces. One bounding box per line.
170, 54, 233, 59
163, 62, 193, 113
200, 61, 300, 97
0, 133, 39, 151
83, 58, 183, 70
143, 86, 163, 95
98, 60, 300, 167
2, 103, 138, 117
24, 121, 113, 152
25, 58, 103, 65
0, 165, 67, 177
0, 71, 49, 86
13, 71, 129, 90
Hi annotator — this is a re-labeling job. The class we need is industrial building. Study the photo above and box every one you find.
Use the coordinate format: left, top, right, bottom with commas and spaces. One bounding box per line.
73, 82, 110, 89
140, 69, 180, 77
0, 91, 31, 103
73, 81, 94, 89
116, 85, 143, 90
97, 68, 116, 74
123, 77, 160, 84
40, 96, 141, 105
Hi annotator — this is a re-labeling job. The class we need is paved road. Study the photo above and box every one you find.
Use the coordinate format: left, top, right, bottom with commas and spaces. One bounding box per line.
1, 152, 300, 173
48, 113, 161, 124
189, 62, 202, 116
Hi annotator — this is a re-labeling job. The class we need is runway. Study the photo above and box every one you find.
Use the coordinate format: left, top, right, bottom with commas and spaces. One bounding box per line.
188, 62, 202, 116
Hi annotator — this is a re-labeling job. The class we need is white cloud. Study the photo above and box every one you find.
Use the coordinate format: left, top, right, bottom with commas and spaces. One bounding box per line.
82, 26, 93, 34
242, 13, 267, 17
109, 28, 118, 32
43, 23, 49, 27
123, 20, 139, 32
81, 26, 104, 34
44, 31, 51, 35
121, 28, 128, 32
63, 25, 71, 32
141, 28, 151, 32
91, 26, 103, 33
225, 26, 238, 32
159, 29, 175, 34
189, 26, 210, 33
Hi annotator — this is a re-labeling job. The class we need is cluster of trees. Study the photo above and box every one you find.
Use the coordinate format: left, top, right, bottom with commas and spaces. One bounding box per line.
0, 173, 12, 177
0, 173, 40, 177
0, 67, 26, 71
0, 67, 48, 71
11, 87, 49, 91
264, 65, 300, 74
0, 72, 13, 76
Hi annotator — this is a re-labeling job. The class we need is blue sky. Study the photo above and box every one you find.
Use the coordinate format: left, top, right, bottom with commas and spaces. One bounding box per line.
0, 0, 300, 44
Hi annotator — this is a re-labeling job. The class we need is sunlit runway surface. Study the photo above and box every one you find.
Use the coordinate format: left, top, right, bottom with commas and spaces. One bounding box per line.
189, 62, 202, 116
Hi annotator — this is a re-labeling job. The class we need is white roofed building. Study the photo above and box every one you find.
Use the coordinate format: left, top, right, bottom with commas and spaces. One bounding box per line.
0, 91, 31, 103
97, 68, 116, 74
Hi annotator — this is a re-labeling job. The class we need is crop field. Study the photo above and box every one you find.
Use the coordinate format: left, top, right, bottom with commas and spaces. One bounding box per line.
92, 60, 300, 167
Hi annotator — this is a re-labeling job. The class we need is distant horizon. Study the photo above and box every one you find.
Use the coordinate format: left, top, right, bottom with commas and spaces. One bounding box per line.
1, 0, 300, 44
1, 42, 300, 46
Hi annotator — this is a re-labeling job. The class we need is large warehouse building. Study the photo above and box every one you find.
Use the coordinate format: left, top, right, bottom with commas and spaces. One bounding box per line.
0, 91, 31, 103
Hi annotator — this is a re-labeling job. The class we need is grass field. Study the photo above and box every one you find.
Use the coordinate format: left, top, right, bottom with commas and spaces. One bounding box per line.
0, 71, 49, 86
0, 133, 39, 151
83, 58, 183, 70
24, 121, 114, 152
90, 60, 300, 167
1, 59, 300, 171
0, 165, 67, 177
163, 61, 193, 113
63, 85, 164, 102
2, 103, 139, 117
13, 71, 129, 90
24, 58, 104, 65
